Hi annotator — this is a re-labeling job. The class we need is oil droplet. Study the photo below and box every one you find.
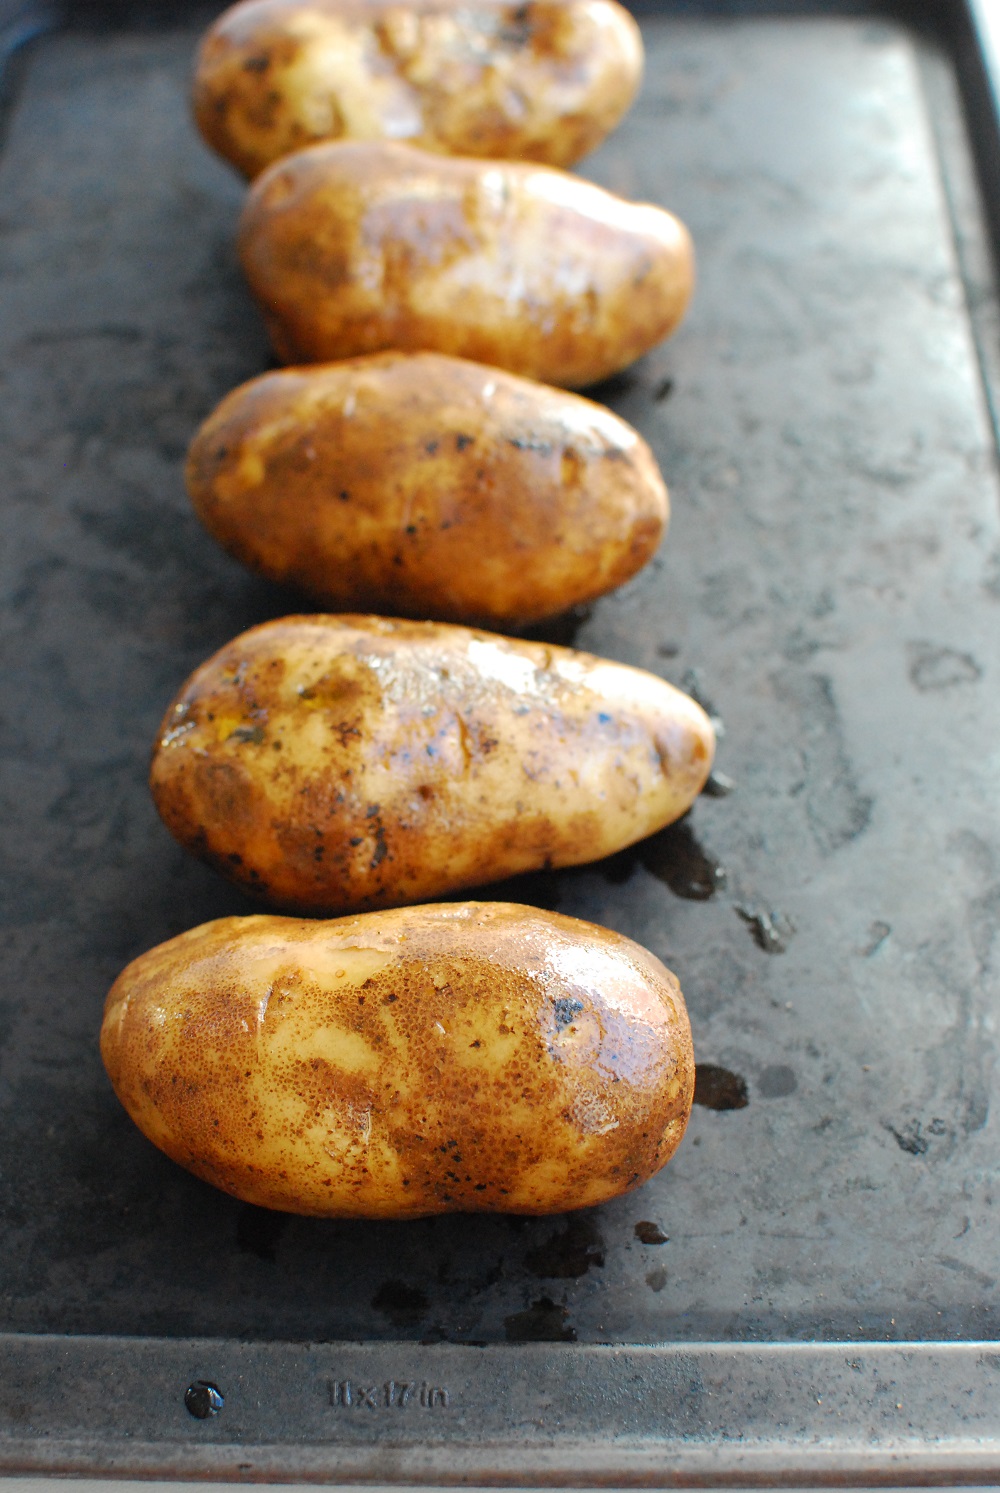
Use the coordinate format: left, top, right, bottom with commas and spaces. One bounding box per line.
694, 1064, 748, 1111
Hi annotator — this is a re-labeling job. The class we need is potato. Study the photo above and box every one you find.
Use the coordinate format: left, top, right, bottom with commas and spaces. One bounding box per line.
100, 902, 694, 1217
150, 615, 714, 911
237, 141, 694, 387
186, 352, 669, 628
193, 0, 644, 180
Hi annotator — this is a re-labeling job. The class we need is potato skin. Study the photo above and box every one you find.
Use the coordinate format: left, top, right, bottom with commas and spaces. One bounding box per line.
186, 352, 669, 628
193, 0, 644, 179
149, 615, 714, 912
237, 141, 694, 387
100, 903, 694, 1217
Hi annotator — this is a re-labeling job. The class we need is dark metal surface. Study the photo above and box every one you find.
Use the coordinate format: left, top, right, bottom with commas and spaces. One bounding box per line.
1, 0, 1000, 1479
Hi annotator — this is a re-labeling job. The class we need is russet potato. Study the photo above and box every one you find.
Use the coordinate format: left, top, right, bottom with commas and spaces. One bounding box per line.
237, 140, 694, 387
150, 615, 714, 912
193, 0, 644, 179
100, 903, 694, 1217
185, 351, 669, 628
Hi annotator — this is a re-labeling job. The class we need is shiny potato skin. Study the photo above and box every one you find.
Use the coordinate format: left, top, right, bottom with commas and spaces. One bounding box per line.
149, 615, 714, 912
193, 0, 644, 179
237, 141, 694, 388
100, 903, 694, 1217
186, 352, 669, 628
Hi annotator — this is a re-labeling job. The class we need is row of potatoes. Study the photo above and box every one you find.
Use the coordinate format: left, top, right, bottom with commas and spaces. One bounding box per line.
101, 0, 714, 1220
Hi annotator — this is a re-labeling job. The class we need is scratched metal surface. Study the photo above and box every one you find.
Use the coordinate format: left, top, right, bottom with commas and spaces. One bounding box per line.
1, 0, 999, 1365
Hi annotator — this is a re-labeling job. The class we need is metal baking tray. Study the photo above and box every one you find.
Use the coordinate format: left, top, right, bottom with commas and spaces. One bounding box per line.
2, 0, 1000, 1481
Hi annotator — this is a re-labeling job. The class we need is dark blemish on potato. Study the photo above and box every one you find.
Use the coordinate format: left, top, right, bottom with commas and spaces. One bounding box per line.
371, 1279, 430, 1327
634, 1220, 669, 1245
370, 830, 391, 871
504, 1296, 576, 1342
455, 433, 474, 450
735, 903, 795, 953
552, 996, 584, 1031
694, 1064, 749, 1111
227, 724, 265, 745
424, 439, 440, 455
757, 1064, 797, 1099
235, 1202, 288, 1262
243, 53, 270, 72
523, 1216, 604, 1278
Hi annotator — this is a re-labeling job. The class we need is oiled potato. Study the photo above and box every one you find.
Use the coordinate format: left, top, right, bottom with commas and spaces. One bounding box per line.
238, 141, 694, 387
193, 0, 644, 179
186, 352, 669, 628
150, 615, 714, 911
101, 903, 694, 1217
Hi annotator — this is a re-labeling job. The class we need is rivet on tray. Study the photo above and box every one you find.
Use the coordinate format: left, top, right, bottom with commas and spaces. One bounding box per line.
185, 1380, 225, 1419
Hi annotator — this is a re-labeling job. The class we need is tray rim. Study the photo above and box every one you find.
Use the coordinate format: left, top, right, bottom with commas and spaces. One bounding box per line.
5, 1334, 1000, 1485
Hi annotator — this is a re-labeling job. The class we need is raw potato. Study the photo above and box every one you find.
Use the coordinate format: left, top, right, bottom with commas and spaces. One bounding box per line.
192, 0, 644, 179
186, 352, 669, 628
238, 141, 694, 387
150, 615, 714, 912
100, 903, 695, 1217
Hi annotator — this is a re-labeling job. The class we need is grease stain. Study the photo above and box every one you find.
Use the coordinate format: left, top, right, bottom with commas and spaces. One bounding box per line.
601, 815, 726, 900
524, 1217, 605, 1279
504, 1296, 577, 1342
372, 1279, 430, 1327
694, 1064, 749, 1111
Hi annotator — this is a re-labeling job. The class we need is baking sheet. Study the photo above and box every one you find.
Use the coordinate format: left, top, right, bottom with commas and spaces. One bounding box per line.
1, 0, 1000, 1479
